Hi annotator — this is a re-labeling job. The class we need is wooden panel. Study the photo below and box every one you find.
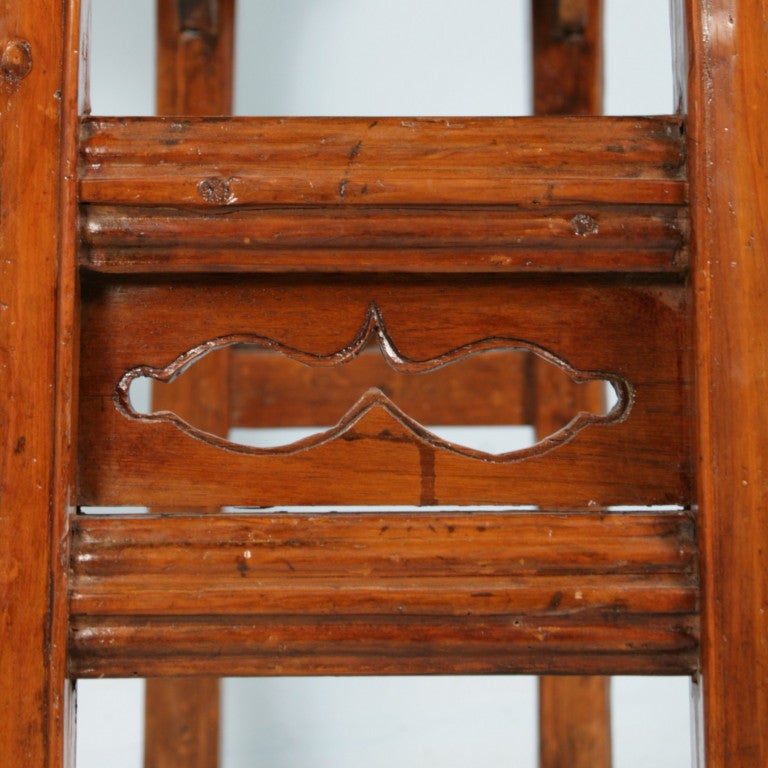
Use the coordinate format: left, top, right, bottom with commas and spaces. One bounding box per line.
77, 276, 692, 508
687, 0, 768, 765
69, 510, 698, 678
77, 116, 687, 274
0, 1, 81, 766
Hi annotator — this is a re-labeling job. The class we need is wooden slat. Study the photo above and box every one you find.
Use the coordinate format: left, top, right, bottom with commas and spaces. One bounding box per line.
77, 116, 687, 274
146, 3, 236, 767
68, 510, 698, 678
79, 116, 684, 188
539, 676, 612, 768
533, 0, 603, 115
78, 276, 692, 509
224, 347, 531, 429
687, 0, 768, 765
0, 1, 81, 766
531, 6, 612, 765
156, 0, 235, 116
144, 678, 219, 768
531, 301, 611, 768
80, 203, 686, 274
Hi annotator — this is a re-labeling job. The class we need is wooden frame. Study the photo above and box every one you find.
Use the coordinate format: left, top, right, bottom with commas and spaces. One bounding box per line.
0, 1, 83, 766
1, 1, 767, 766
687, 0, 768, 763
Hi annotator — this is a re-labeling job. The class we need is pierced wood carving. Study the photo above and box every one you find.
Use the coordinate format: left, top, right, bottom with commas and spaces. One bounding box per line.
116, 304, 631, 462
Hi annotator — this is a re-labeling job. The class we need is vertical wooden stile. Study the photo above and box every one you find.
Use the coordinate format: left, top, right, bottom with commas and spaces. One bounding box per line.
0, 0, 82, 766
144, 2, 234, 767
532, 0, 603, 116
688, 0, 768, 765
532, 2, 612, 768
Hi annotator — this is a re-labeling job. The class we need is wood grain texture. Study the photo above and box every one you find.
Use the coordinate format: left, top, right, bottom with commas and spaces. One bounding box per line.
539, 676, 611, 768
531, 326, 611, 768
532, 0, 603, 115
144, 678, 220, 768
68, 510, 698, 678
77, 116, 687, 274
0, 1, 81, 766
145, 3, 235, 766
156, 0, 234, 115
78, 276, 692, 509
531, 6, 612, 763
687, 0, 768, 765
227, 347, 532, 429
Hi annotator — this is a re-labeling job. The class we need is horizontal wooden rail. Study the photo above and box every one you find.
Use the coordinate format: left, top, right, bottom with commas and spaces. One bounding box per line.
69, 510, 698, 677
78, 116, 687, 274
78, 277, 692, 508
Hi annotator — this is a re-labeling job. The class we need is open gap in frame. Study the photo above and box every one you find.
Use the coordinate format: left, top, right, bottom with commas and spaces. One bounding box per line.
87, 1, 674, 117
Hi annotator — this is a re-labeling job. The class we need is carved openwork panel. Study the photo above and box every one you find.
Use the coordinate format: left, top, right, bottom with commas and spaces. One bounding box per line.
117, 303, 628, 459
78, 275, 691, 509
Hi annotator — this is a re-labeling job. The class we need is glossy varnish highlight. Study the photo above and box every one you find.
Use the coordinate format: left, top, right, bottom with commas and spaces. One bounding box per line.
69, 510, 698, 678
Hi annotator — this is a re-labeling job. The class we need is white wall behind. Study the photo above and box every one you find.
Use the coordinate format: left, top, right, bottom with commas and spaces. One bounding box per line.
88, 0, 674, 117
79, 3, 687, 768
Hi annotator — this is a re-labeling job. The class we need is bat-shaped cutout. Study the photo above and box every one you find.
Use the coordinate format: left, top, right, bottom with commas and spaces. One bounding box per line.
116, 305, 632, 462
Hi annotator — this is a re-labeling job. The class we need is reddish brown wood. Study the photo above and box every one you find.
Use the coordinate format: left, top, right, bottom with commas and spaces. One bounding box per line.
78, 118, 684, 200
527, 355, 606, 443
687, 0, 768, 765
532, 0, 603, 115
531, 331, 611, 768
146, 351, 226, 766
78, 277, 692, 509
81, 202, 685, 275
539, 676, 612, 768
145, 3, 235, 766
11, 2, 768, 765
154, 350, 232, 450
68, 510, 697, 678
0, 1, 81, 767
144, 678, 220, 768
156, 0, 234, 116
532, 5, 612, 765
77, 116, 687, 274
227, 347, 533, 429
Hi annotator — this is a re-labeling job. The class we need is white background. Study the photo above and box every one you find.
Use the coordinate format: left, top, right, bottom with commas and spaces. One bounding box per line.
78, 2, 691, 767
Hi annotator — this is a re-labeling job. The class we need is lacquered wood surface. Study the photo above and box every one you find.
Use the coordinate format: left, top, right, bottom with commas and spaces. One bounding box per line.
688, 0, 768, 765
226, 347, 532, 429
0, 1, 81, 766
78, 116, 687, 274
69, 510, 698, 678
532, 0, 602, 116
531, 5, 612, 764
77, 276, 692, 508
144, 677, 219, 768
20, 1, 768, 766
144, 3, 235, 766
539, 676, 612, 768
156, 0, 234, 115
